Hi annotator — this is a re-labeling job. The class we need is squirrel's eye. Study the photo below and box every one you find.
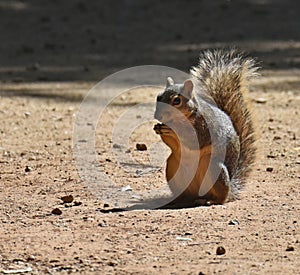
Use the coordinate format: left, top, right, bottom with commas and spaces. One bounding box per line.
172, 96, 181, 106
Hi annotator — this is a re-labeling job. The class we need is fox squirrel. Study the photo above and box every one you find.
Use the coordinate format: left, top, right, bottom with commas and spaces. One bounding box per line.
154, 49, 258, 206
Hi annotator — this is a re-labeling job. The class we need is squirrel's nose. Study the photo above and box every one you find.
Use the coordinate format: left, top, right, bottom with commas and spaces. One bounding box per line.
157, 94, 163, 102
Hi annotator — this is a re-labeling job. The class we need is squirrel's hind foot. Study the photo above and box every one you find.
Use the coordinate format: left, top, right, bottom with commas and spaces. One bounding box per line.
194, 198, 223, 206
158, 196, 221, 209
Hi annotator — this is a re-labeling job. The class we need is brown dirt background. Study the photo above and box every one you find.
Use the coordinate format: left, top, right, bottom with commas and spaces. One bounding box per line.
0, 1, 299, 274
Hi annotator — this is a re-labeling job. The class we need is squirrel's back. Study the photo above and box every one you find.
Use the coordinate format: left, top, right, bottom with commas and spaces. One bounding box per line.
190, 49, 258, 193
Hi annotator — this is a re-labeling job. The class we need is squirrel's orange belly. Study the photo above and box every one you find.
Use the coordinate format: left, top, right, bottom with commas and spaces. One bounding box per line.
166, 145, 212, 199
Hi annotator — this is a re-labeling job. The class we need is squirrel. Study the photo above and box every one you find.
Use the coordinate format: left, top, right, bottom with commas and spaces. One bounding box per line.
153, 49, 258, 207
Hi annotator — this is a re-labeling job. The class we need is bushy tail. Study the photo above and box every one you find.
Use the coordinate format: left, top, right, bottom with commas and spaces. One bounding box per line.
190, 49, 258, 186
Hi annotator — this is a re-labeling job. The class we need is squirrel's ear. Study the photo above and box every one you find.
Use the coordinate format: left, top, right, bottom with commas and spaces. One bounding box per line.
182, 79, 194, 98
166, 77, 174, 87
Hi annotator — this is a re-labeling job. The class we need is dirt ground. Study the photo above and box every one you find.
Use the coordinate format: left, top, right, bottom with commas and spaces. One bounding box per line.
0, 1, 300, 274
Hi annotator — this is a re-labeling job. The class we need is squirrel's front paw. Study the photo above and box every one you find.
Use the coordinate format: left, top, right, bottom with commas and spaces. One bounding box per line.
153, 123, 164, 133
154, 123, 173, 135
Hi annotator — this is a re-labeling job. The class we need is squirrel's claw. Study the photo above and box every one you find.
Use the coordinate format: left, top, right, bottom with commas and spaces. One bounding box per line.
154, 123, 172, 135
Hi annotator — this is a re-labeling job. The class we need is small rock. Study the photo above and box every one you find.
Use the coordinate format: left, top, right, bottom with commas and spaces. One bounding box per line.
216, 246, 226, 255
107, 261, 117, 267
3, 267, 33, 274
254, 97, 267, 104
83, 217, 94, 222
25, 166, 32, 172
286, 246, 294, 252
55, 116, 63, 122
98, 222, 108, 227
24, 112, 31, 117
176, 236, 192, 241
27, 255, 36, 261
135, 167, 161, 176
61, 195, 74, 204
112, 143, 121, 149
136, 143, 147, 151
51, 208, 62, 215
266, 167, 273, 172
73, 201, 82, 206
121, 185, 132, 192
12, 258, 25, 263
228, 219, 240, 225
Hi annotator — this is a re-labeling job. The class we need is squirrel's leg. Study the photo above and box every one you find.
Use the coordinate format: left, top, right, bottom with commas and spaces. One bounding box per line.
196, 158, 230, 205
154, 124, 184, 198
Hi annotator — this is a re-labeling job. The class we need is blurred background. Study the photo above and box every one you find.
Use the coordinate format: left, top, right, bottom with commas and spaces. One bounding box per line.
0, 0, 300, 82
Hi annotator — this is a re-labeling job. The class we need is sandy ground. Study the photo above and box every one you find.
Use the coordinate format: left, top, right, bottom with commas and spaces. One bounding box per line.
0, 1, 300, 274
0, 70, 299, 274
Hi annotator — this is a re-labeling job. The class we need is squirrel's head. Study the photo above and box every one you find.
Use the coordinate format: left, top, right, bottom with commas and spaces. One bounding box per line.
154, 77, 196, 124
